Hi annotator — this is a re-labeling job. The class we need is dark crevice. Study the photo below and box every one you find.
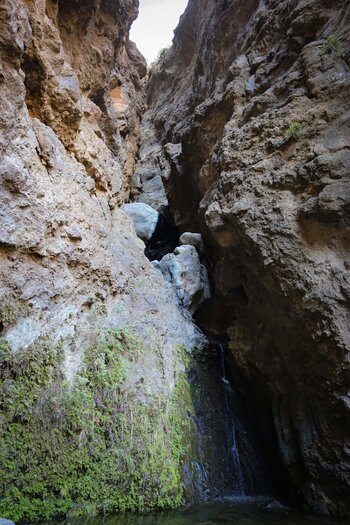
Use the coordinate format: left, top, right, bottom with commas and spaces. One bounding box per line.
145, 213, 179, 262
90, 88, 107, 113
22, 54, 46, 120
224, 349, 301, 506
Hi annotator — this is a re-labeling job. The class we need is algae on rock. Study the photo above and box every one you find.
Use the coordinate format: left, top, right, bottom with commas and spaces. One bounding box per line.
0, 330, 195, 522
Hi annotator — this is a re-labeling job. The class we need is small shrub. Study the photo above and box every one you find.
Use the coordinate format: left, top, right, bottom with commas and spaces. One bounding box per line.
157, 46, 169, 61
323, 34, 344, 59
287, 120, 303, 138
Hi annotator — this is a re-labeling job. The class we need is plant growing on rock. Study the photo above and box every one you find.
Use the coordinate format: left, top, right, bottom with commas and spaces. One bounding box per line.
287, 120, 303, 139
0, 300, 33, 331
0, 330, 194, 522
0, 304, 16, 327
158, 46, 170, 61
323, 34, 344, 59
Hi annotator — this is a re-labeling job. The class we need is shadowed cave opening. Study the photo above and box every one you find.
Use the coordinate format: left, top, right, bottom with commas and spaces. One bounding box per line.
145, 213, 180, 261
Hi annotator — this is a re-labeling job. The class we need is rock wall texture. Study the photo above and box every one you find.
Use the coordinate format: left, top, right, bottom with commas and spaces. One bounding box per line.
148, 0, 350, 518
0, 0, 216, 521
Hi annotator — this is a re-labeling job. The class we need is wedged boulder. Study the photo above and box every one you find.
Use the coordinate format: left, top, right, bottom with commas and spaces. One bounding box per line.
180, 232, 204, 253
153, 245, 210, 314
0, 519, 15, 525
123, 202, 159, 242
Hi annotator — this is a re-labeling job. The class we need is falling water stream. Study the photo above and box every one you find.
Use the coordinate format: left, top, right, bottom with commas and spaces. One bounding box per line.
39, 344, 342, 525
219, 343, 245, 496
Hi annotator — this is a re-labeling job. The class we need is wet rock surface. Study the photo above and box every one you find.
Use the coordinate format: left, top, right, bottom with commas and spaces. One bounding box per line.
148, 0, 350, 518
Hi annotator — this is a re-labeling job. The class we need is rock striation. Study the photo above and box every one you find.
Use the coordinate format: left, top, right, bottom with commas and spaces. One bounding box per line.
148, 0, 350, 518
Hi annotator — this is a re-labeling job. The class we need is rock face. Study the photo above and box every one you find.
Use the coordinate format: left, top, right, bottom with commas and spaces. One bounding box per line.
148, 0, 350, 518
2, 0, 350, 521
131, 110, 169, 213
0, 0, 214, 521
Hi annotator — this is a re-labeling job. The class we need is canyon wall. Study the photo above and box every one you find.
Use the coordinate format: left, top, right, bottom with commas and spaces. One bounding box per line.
0, 1, 212, 521
1, 0, 350, 521
148, 0, 350, 518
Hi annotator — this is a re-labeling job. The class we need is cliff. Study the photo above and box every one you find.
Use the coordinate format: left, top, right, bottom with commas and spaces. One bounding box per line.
0, 0, 207, 521
148, 0, 350, 518
1, 0, 350, 521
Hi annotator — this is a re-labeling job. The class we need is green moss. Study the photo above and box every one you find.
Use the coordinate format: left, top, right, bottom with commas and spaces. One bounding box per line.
0, 331, 193, 522
0, 301, 32, 329
0, 304, 17, 327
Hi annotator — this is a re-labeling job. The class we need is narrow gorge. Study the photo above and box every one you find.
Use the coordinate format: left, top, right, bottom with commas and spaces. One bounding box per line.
0, 0, 349, 524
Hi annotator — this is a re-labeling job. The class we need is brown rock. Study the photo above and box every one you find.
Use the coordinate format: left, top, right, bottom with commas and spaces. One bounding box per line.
148, 0, 350, 518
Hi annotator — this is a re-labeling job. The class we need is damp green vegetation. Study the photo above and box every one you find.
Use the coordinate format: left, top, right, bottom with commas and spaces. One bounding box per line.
0, 304, 17, 327
323, 34, 344, 59
0, 300, 32, 329
0, 330, 194, 523
287, 120, 303, 139
85, 294, 108, 317
176, 344, 203, 366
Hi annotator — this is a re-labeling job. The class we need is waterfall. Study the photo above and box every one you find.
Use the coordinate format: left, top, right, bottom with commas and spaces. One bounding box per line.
218, 343, 245, 497
128, 108, 288, 509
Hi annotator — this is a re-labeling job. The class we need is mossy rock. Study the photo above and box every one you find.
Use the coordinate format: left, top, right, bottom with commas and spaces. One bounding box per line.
0, 330, 194, 522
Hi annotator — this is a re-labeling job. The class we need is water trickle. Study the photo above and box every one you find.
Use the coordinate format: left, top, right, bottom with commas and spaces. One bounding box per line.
218, 343, 245, 496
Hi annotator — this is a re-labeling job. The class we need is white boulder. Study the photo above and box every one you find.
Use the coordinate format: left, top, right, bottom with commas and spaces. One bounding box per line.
123, 203, 159, 242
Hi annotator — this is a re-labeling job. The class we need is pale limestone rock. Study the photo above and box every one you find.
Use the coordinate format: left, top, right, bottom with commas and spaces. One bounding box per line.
180, 232, 204, 253
0, 0, 203, 418
154, 245, 210, 314
123, 202, 159, 242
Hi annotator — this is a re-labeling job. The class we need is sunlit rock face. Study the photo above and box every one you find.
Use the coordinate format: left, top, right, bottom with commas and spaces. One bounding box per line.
0, 0, 148, 342
0, 1, 212, 521
148, 0, 350, 518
